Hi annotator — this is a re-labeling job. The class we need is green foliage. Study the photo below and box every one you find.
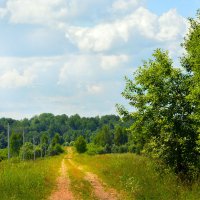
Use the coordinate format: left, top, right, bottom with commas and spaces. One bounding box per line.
94, 125, 113, 147
0, 114, 127, 153
48, 144, 64, 156
86, 143, 105, 155
35, 145, 42, 158
19, 142, 34, 160
10, 133, 23, 156
74, 153, 200, 200
40, 133, 49, 157
0, 155, 63, 200
51, 133, 61, 146
181, 11, 200, 133
114, 126, 128, 146
0, 149, 7, 162
118, 48, 199, 179
74, 136, 87, 153
0, 133, 7, 149
111, 144, 128, 153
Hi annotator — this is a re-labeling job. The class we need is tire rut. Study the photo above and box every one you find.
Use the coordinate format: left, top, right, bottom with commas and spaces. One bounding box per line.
49, 159, 74, 200
68, 158, 119, 200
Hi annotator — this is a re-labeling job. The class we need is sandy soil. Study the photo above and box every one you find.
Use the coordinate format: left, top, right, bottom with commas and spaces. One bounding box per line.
49, 159, 74, 200
49, 148, 120, 200
85, 171, 119, 200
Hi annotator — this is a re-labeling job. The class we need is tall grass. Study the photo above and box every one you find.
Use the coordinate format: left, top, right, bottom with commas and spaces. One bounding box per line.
74, 153, 200, 200
0, 155, 63, 200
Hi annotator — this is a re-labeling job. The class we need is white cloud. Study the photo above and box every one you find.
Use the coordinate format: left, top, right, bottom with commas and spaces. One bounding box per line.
157, 9, 187, 41
4, 0, 68, 25
87, 84, 103, 94
66, 8, 187, 53
58, 55, 98, 87
101, 54, 129, 70
0, 0, 190, 118
1, 0, 113, 26
0, 56, 65, 89
111, 0, 144, 13
58, 54, 130, 87
0, 68, 36, 89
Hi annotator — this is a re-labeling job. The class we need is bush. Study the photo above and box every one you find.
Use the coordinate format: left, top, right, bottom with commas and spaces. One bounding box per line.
70, 141, 74, 146
35, 146, 42, 158
0, 149, 8, 161
111, 144, 128, 153
111, 144, 119, 153
74, 136, 87, 153
87, 143, 105, 155
19, 142, 34, 160
118, 144, 128, 153
48, 144, 64, 156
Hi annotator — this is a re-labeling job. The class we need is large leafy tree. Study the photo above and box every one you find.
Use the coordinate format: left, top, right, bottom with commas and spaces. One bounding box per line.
181, 10, 200, 133
117, 49, 199, 177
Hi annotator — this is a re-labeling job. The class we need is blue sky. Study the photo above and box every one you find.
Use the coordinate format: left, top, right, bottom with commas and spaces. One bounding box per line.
0, 0, 199, 119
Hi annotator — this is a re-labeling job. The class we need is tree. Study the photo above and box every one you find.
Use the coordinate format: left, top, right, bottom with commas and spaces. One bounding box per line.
117, 49, 199, 178
181, 10, 200, 133
48, 143, 63, 156
40, 133, 49, 156
0, 133, 7, 149
19, 142, 34, 160
10, 133, 23, 156
51, 133, 61, 146
94, 125, 113, 147
114, 126, 128, 146
74, 136, 87, 153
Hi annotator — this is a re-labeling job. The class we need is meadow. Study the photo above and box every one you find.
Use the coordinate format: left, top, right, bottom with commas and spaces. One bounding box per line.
73, 152, 200, 200
0, 155, 63, 200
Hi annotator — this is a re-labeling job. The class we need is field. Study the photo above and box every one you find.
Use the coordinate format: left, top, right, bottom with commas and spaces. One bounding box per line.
73, 152, 200, 200
0, 155, 63, 200
0, 148, 200, 200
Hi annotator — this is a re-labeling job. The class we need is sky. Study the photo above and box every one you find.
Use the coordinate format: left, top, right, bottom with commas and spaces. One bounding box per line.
0, 0, 199, 119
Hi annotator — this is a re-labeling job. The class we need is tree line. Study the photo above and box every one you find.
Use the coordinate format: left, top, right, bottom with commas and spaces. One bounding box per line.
0, 113, 132, 160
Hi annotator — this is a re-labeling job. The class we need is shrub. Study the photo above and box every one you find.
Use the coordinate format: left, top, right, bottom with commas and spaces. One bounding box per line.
111, 144, 119, 153
35, 146, 42, 158
87, 143, 105, 155
48, 144, 64, 156
0, 149, 8, 161
74, 136, 87, 153
111, 144, 128, 153
118, 144, 128, 153
19, 142, 34, 160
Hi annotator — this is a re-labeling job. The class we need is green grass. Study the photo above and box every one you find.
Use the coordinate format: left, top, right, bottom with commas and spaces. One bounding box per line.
73, 152, 200, 200
0, 155, 63, 200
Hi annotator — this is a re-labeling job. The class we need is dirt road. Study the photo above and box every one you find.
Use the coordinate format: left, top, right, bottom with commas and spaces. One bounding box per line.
49, 159, 74, 200
49, 147, 120, 200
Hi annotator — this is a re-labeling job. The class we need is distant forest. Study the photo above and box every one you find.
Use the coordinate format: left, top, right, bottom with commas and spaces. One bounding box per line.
0, 113, 132, 149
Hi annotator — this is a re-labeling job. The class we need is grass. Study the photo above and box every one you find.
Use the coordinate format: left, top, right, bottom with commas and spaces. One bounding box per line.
0, 155, 63, 200
73, 152, 200, 200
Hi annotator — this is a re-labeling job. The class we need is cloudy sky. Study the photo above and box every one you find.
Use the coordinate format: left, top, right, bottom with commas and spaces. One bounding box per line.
0, 0, 199, 119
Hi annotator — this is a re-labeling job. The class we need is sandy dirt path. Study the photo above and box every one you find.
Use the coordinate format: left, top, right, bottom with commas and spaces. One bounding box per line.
49, 158, 74, 200
85, 171, 119, 200
67, 147, 119, 200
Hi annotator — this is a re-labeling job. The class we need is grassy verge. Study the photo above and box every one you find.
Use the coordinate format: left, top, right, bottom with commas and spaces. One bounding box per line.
73, 152, 200, 200
0, 155, 63, 200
